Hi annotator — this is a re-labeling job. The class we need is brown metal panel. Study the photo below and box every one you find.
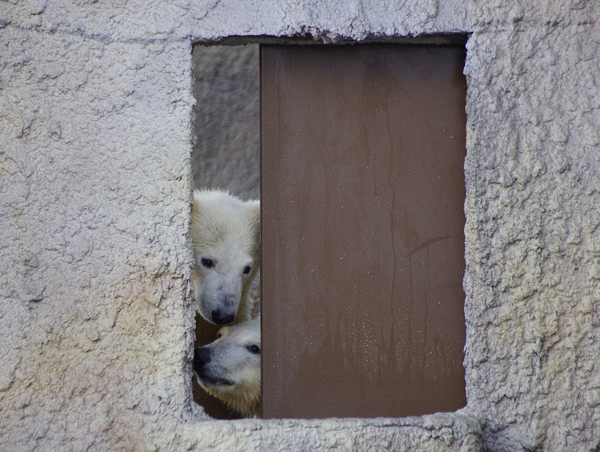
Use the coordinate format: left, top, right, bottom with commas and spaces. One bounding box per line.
261, 44, 467, 419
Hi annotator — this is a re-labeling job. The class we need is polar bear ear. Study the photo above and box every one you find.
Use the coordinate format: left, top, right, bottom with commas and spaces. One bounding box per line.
191, 189, 207, 217
192, 196, 201, 217
247, 199, 261, 227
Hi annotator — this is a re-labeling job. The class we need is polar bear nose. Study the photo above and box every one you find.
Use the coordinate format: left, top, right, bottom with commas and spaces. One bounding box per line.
194, 347, 211, 372
212, 309, 235, 325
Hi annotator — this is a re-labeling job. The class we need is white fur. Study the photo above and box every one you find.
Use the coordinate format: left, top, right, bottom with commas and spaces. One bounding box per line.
194, 317, 261, 417
192, 189, 260, 324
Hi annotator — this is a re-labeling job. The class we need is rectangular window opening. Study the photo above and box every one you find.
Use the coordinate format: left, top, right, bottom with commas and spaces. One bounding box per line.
191, 38, 468, 421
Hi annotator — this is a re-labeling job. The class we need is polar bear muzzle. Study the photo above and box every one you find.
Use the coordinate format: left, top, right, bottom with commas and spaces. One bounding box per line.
194, 347, 235, 387
211, 308, 235, 325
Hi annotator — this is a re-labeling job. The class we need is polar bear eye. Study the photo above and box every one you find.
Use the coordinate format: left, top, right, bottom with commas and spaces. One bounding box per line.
246, 345, 260, 355
243, 265, 252, 275
201, 258, 215, 269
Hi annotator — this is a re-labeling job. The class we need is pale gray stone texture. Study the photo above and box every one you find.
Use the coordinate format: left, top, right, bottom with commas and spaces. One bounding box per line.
191, 44, 260, 200
0, 25, 197, 451
463, 23, 600, 451
1, 0, 600, 451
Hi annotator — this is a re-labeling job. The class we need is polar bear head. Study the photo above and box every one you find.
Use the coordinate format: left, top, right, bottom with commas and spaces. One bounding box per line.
191, 189, 260, 325
193, 317, 261, 417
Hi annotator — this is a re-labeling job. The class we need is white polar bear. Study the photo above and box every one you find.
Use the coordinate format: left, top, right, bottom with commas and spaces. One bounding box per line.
193, 317, 261, 417
192, 189, 260, 325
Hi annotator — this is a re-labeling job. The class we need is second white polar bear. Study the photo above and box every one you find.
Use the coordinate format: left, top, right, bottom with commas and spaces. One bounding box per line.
192, 189, 260, 324
194, 317, 262, 417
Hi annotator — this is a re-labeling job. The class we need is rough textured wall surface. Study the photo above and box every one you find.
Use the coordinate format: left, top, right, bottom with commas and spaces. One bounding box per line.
1, 0, 599, 451
191, 45, 260, 200
463, 23, 600, 451
0, 24, 198, 451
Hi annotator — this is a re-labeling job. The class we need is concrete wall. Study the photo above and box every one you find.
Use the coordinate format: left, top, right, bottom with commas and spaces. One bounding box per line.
1, 1, 599, 451
191, 44, 260, 200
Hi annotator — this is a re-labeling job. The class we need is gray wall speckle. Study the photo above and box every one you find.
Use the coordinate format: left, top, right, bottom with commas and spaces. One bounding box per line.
463, 24, 600, 451
1, 0, 600, 451
191, 45, 260, 200
0, 25, 197, 451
